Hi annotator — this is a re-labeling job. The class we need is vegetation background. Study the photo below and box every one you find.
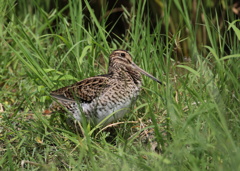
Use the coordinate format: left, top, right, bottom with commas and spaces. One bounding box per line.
1, 0, 240, 170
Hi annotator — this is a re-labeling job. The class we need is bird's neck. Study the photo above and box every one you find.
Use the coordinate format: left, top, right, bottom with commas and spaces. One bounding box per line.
108, 67, 142, 86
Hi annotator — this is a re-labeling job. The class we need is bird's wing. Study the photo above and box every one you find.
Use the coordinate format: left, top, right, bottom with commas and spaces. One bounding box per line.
50, 75, 111, 103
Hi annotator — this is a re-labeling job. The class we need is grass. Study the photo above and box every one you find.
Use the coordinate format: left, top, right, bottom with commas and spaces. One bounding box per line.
1, 0, 240, 170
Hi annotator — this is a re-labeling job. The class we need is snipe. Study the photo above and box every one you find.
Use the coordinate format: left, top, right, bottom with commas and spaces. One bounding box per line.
50, 50, 162, 126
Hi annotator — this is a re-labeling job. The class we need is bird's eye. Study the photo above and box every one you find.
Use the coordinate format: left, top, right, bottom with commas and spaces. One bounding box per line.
120, 53, 125, 57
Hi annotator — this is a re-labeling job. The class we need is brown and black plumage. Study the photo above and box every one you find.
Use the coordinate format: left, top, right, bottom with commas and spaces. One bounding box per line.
50, 50, 162, 126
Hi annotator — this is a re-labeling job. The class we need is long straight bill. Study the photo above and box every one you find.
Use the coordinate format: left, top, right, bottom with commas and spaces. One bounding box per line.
132, 63, 162, 85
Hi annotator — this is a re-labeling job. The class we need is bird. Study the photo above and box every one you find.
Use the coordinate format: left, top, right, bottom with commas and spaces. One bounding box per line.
50, 50, 162, 126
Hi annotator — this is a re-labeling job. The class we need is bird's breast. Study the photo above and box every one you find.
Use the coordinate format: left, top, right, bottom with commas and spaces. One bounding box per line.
81, 83, 141, 125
